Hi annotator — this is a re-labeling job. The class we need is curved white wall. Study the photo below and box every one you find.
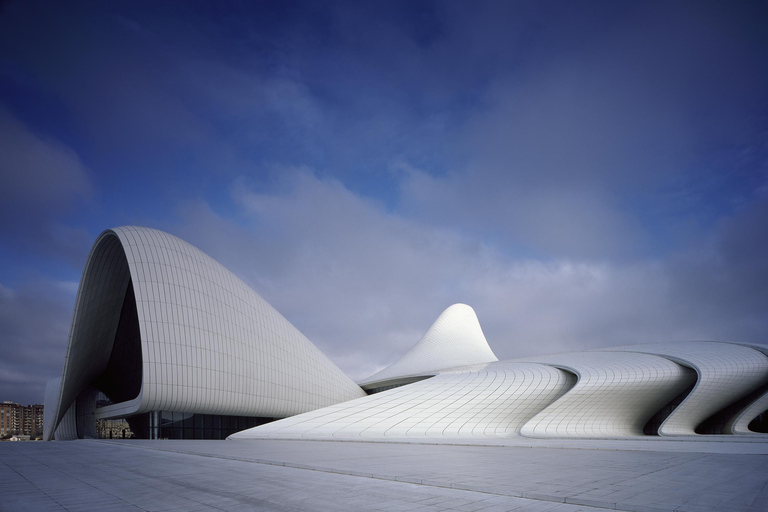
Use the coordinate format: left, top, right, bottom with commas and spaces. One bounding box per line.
728, 391, 768, 435
47, 226, 365, 440
230, 361, 574, 440
43, 378, 62, 441
518, 351, 696, 437
607, 342, 768, 436
722, 343, 768, 435
232, 342, 768, 441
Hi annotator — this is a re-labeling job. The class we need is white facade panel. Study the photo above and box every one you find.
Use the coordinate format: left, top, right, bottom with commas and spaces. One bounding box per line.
43, 378, 62, 441
722, 343, 768, 435
728, 391, 768, 435
607, 342, 768, 435
230, 361, 574, 440
46, 226, 365, 440
54, 402, 77, 441
517, 351, 696, 437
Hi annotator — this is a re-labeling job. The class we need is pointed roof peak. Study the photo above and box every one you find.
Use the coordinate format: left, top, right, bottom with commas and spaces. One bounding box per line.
359, 303, 498, 388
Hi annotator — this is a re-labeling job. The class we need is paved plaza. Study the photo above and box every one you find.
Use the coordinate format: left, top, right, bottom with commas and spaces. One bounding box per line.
1, 437, 767, 512
0, 439, 768, 512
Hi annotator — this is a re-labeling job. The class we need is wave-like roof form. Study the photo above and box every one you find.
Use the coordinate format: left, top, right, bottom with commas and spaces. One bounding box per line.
517, 351, 696, 437
47, 226, 365, 440
727, 386, 768, 435
607, 342, 768, 436
709, 342, 768, 435
44, 225, 768, 442
229, 361, 574, 440
232, 339, 768, 441
358, 304, 498, 389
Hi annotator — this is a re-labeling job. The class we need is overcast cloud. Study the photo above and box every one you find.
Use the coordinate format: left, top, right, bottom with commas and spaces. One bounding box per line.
0, 1, 766, 404
170, 170, 768, 381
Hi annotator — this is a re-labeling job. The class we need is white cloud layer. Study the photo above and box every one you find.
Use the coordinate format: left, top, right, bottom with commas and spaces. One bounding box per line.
172, 171, 768, 381
0, 280, 74, 404
0, 108, 92, 212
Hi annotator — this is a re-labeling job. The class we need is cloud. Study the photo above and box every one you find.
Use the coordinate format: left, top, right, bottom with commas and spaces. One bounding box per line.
394, 2, 768, 260
0, 108, 92, 214
173, 170, 475, 378
665, 196, 768, 342
6, 169, 760, 399
171, 171, 767, 382
398, 164, 645, 259
0, 108, 94, 267
0, 280, 74, 405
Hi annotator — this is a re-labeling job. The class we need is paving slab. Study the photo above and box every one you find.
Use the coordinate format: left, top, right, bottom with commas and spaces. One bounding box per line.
1, 438, 766, 511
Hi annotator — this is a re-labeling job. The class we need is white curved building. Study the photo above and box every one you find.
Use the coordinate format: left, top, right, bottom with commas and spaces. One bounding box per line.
46, 226, 768, 442
230, 362, 575, 440
232, 305, 768, 441
606, 342, 768, 435
517, 351, 697, 438
45, 226, 365, 441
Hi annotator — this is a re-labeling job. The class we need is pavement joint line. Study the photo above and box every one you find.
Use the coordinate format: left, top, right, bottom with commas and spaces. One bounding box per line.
89, 440, 681, 512
99, 435, 768, 458
1, 443, 239, 512
1, 443, 144, 512
748, 478, 768, 510
221, 435, 768, 455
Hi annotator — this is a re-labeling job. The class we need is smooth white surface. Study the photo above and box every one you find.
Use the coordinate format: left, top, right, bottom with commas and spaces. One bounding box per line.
606, 341, 768, 436
358, 303, 498, 388
233, 341, 768, 441
47, 226, 365, 440
230, 361, 574, 440
517, 350, 697, 437
724, 342, 768, 434
50, 233, 131, 440
42, 378, 61, 441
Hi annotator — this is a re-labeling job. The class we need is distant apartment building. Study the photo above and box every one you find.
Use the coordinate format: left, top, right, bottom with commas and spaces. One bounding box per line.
29, 404, 44, 437
0, 402, 18, 436
1, 402, 44, 438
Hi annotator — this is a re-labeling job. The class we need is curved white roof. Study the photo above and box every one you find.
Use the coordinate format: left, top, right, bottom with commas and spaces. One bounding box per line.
728, 387, 768, 435
518, 351, 696, 437
607, 342, 768, 436
232, 341, 768, 441
721, 343, 768, 435
48, 226, 365, 440
358, 304, 498, 388
230, 361, 574, 440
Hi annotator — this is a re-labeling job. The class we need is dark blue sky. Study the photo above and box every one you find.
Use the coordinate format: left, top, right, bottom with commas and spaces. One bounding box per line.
1, 1, 767, 405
